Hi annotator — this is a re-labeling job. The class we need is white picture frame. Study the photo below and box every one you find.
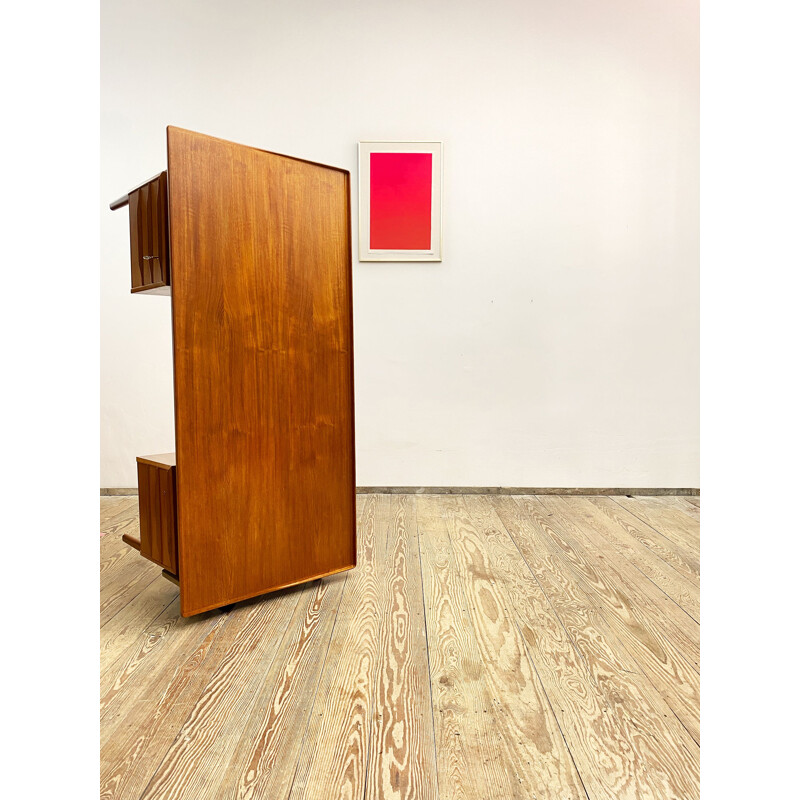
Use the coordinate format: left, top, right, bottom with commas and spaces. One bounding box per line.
358, 141, 443, 262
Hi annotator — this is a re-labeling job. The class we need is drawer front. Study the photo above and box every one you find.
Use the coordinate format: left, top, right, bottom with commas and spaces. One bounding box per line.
129, 171, 170, 293
137, 460, 178, 574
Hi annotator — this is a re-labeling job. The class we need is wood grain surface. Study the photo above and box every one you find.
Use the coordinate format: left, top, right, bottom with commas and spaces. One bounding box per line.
135, 457, 178, 575
101, 493, 700, 799
166, 127, 356, 616
416, 495, 522, 800
444, 501, 586, 799
366, 495, 437, 800
583, 497, 700, 588
128, 171, 170, 294
679, 496, 701, 514
539, 497, 700, 661
101, 497, 138, 529
613, 496, 700, 556
465, 495, 661, 800
489, 496, 699, 796
230, 575, 347, 800
288, 495, 386, 800
530, 496, 700, 743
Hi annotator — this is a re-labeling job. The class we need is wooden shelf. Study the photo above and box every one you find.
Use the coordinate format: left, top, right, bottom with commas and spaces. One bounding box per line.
136, 453, 176, 469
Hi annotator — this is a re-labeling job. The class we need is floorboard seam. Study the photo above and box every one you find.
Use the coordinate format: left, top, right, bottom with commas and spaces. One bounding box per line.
530, 496, 701, 746
100, 493, 700, 798
500, 497, 599, 689
439, 502, 527, 798
414, 501, 442, 800
101, 594, 181, 687
470, 497, 590, 799
287, 574, 349, 797
361, 496, 387, 800
101, 571, 162, 630
601, 541, 700, 627
136, 589, 308, 800
607, 496, 699, 556
538, 496, 701, 668
511, 610, 591, 800
591, 499, 700, 585
132, 606, 236, 800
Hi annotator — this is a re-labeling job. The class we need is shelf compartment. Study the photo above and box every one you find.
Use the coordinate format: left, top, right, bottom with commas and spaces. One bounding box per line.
135, 453, 178, 575
117, 171, 171, 294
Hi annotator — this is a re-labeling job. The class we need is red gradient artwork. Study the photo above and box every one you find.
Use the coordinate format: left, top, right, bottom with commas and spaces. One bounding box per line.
369, 152, 432, 249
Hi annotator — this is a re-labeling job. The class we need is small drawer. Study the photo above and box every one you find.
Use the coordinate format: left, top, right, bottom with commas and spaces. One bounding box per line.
136, 453, 178, 575
129, 172, 170, 294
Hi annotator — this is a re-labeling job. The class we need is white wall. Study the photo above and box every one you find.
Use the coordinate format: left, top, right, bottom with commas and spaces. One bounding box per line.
101, 0, 699, 488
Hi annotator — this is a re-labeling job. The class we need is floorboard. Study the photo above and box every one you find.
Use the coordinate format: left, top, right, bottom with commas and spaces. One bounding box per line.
100, 493, 700, 799
100, 497, 138, 529
417, 495, 522, 800
681, 496, 702, 511
613, 497, 700, 556
530, 496, 700, 742
552, 497, 700, 623
366, 495, 438, 799
444, 499, 586, 799
583, 497, 700, 588
289, 494, 388, 799
469, 495, 690, 800
490, 496, 699, 796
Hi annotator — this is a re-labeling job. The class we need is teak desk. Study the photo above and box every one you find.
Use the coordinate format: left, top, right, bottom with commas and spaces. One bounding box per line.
111, 127, 356, 617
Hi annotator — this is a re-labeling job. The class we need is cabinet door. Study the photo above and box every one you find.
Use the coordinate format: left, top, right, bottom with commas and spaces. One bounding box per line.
167, 127, 356, 617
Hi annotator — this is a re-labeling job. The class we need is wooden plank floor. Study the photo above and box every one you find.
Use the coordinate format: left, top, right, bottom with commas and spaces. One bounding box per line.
100, 494, 699, 800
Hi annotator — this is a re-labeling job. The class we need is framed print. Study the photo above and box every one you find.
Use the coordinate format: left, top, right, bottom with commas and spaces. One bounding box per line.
358, 141, 442, 261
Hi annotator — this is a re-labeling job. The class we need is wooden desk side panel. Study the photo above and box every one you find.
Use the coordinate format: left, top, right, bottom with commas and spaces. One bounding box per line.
167, 127, 356, 617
